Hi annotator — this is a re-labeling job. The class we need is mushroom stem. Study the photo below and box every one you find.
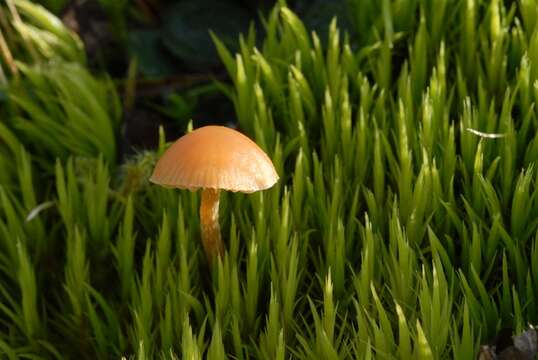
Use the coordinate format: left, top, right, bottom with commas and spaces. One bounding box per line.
200, 188, 224, 264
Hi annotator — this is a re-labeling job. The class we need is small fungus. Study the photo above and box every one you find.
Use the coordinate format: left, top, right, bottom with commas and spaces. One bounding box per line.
150, 125, 279, 264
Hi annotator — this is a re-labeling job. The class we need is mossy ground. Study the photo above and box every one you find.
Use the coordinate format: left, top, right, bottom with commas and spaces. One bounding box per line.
1, 0, 538, 358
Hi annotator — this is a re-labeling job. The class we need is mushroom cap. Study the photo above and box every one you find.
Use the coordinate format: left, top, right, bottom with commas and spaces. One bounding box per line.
150, 126, 279, 193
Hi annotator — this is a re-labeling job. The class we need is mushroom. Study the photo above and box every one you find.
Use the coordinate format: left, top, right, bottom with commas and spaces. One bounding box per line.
150, 126, 279, 264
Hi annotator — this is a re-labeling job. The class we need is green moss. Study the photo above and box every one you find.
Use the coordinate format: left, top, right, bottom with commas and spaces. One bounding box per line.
1, 0, 538, 358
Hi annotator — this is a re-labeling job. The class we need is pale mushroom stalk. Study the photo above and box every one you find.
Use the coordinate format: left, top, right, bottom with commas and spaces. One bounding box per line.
200, 188, 224, 263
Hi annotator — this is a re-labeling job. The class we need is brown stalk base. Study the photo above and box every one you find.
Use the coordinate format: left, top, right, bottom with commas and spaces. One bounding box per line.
200, 188, 224, 265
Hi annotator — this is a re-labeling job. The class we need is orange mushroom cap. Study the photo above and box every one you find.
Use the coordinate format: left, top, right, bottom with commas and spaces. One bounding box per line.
150, 126, 279, 193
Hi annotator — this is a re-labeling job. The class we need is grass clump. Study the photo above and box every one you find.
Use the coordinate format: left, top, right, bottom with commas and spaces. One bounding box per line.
0, 0, 85, 66
1, 0, 538, 359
